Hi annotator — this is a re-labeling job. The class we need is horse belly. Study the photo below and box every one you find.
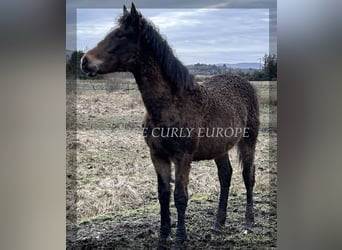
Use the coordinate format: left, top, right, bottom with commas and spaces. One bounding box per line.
192, 136, 239, 161
145, 133, 197, 157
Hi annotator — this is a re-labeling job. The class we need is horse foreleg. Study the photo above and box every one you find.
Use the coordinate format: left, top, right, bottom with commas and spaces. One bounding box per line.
151, 152, 171, 244
213, 154, 233, 233
173, 158, 191, 249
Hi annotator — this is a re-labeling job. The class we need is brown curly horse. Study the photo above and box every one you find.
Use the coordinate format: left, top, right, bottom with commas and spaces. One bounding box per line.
81, 3, 259, 249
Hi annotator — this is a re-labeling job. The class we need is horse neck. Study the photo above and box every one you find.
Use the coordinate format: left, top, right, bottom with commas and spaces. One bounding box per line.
132, 54, 173, 121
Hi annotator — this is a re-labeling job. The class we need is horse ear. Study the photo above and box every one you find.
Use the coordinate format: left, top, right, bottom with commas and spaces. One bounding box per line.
130, 2, 138, 17
123, 5, 128, 15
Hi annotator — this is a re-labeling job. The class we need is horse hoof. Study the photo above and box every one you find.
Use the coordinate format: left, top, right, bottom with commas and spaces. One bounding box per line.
212, 222, 224, 235
246, 218, 255, 226
157, 244, 169, 250
157, 237, 169, 250
172, 236, 187, 250
157, 244, 168, 250
245, 213, 255, 224
172, 242, 186, 250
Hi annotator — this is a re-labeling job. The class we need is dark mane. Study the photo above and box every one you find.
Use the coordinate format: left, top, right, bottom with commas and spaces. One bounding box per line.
81, 5, 262, 247
119, 13, 195, 90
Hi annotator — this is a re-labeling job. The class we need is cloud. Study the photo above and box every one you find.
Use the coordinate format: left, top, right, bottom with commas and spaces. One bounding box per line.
75, 8, 270, 64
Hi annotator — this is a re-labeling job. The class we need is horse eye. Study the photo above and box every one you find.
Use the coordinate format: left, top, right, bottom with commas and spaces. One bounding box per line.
115, 31, 125, 39
109, 45, 121, 54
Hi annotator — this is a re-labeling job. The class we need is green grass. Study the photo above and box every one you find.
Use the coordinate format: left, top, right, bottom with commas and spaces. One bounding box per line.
67, 79, 277, 223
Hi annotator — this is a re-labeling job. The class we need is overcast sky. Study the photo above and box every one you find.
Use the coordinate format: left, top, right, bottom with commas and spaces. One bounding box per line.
76, 8, 269, 65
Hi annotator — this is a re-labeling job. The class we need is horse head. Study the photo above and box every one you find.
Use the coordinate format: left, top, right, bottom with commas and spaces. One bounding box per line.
80, 3, 142, 76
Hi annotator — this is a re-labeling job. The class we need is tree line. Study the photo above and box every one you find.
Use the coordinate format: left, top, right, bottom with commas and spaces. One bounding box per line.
190, 54, 277, 81
240, 54, 277, 81
66, 51, 276, 81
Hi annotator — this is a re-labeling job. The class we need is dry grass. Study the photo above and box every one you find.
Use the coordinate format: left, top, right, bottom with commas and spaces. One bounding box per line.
251, 81, 277, 106
67, 79, 277, 222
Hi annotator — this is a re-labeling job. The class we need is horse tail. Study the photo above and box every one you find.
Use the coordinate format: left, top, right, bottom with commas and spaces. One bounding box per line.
237, 81, 260, 165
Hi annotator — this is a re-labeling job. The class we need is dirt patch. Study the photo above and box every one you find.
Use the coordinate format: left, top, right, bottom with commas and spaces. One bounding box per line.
66, 80, 277, 249
67, 191, 276, 249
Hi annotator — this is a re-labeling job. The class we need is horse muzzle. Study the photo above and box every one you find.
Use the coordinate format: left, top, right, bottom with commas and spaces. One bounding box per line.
80, 55, 99, 77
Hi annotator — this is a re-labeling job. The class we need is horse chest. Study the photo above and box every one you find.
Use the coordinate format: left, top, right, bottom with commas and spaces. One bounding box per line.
143, 127, 197, 156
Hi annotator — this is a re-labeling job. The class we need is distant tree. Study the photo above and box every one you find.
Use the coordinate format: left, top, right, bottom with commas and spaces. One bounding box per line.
250, 70, 267, 81
262, 54, 277, 80
244, 54, 277, 81
188, 59, 276, 81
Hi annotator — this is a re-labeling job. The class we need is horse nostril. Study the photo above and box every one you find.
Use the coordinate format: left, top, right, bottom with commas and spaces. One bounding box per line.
81, 56, 88, 69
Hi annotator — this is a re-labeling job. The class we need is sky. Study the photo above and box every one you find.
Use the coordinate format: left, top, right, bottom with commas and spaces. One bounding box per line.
76, 8, 270, 65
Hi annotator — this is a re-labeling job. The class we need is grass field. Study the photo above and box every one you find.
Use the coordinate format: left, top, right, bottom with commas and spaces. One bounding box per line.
66, 78, 277, 249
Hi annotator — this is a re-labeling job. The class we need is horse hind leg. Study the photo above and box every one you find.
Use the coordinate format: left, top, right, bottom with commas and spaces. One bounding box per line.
213, 153, 233, 233
238, 136, 257, 231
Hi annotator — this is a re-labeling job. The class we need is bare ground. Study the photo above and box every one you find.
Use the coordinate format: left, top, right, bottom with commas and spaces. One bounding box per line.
67, 190, 276, 249
66, 80, 277, 249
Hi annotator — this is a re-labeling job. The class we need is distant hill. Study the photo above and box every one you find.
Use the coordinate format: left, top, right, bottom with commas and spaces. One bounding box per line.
65, 50, 260, 76
215, 63, 260, 69
187, 63, 261, 76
